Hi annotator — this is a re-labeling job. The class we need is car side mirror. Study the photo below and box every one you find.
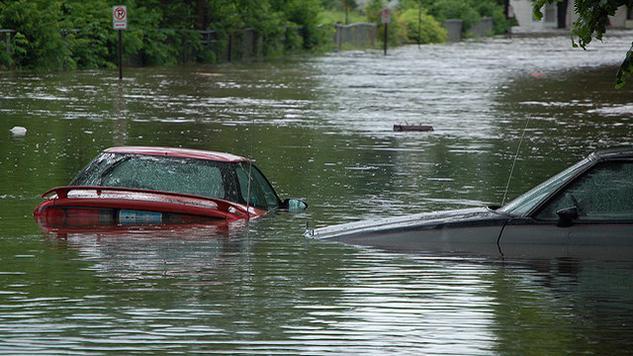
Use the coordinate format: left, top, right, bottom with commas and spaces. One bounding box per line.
281, 198, 308, 212
556, 206, 578, 227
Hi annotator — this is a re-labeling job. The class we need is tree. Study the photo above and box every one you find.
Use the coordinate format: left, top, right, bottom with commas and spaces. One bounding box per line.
341, 0, 357, 24
533, 0, 632, 88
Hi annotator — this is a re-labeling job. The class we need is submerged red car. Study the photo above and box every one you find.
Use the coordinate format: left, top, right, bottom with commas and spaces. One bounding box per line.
34, 146, 307, 231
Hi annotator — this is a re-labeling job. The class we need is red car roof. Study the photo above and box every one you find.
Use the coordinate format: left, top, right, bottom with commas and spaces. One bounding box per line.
104, 146, 250, 163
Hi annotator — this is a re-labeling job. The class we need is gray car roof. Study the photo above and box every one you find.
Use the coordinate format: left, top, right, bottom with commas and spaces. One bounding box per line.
591, 147, 633, 160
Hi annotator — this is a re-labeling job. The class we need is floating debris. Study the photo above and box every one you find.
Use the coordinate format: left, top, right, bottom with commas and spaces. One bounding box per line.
9, 126, 27, 137
393, 123, 433, 132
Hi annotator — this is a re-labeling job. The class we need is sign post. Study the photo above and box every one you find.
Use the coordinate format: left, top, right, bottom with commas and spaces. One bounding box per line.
381, 8, 390, 56
112, 5, 127, 80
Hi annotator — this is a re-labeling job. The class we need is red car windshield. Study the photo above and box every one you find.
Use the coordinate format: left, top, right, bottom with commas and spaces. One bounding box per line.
71, 153, 281, 210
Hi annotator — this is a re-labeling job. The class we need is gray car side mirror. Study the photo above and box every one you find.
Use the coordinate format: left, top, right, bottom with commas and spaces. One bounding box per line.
281, 198, 308, 212
556, 206, 578, 227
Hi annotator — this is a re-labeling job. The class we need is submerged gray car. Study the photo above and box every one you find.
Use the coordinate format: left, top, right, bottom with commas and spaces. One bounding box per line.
307, 147, 633, 259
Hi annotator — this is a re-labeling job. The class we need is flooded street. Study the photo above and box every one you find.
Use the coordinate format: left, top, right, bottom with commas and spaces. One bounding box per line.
1, 33, 633, 353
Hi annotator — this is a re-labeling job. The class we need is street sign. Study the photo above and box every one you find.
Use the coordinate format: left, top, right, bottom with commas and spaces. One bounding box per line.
381, 8, 391, 24
112, 5, 127, 80
112, 5, 127, 30
381, 8, 390, 55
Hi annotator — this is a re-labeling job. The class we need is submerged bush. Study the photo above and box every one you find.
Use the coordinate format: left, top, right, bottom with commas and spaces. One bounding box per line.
421, 0, 509, 35
473, 1, 509, 35
0, 0, 67, 69
427, 0, 480, 33
399, 8, 447, 44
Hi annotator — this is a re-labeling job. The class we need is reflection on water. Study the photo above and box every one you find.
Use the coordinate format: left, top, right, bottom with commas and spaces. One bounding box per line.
1, 33, 633, 353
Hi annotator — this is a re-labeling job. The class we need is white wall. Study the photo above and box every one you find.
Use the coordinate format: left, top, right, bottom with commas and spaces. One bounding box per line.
510, 0, 557, 30
510, 0, 631, 31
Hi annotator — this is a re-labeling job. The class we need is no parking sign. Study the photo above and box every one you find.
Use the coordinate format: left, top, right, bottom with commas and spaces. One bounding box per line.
381, 8, 391, 24
112, 5, 127, 30
112, 5, 127, 80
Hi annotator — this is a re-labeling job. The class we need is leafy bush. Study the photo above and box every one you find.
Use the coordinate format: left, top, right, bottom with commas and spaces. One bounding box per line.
318, 9, 366, 26
60, 1, 115, 69
0, 0, 337, 69
0, 0, 467, 69
472, 1, 509, 35
0, 0, 67, 69
278, 0, 323, 49
399, 8, 447, 44
128, 4, 175, 66
421, 0, 509, 35
0, 37, 11, 68
365, 0, 384, 24
426, 0, 480, 33
365, 0, 404, 46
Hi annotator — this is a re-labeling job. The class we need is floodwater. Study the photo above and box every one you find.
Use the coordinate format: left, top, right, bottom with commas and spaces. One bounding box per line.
1, 33, 633, 353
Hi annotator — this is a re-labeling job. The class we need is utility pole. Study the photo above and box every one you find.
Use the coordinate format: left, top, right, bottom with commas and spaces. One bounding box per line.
418, 1, 422, 48
381, 8, 390, 56
118, 30, 123, 80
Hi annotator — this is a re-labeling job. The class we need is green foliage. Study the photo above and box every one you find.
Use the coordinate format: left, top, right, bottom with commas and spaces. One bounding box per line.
318, 9, 366, 25
0, 39, 11, 67
8, 32, 28, 66
60, 1, 114, 69
472, 1, 508, 35
0, 0, 333, 69
364, 1, 400, 46
365, 0, 385, 23
426, 0, 480, 33
533, 0, 630, 87
417, 0, 508, 35
616, 45, 633, 88
126, 1, 175, 66
320, 0, 338, 9
0, 0, 67, 69
278, 0, 324, 49
0, 0, 512, 71
399, 8, 447, 44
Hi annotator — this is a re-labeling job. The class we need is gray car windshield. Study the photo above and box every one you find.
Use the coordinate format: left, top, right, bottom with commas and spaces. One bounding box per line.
498, 158, 590, 217
71, 153, 240, 202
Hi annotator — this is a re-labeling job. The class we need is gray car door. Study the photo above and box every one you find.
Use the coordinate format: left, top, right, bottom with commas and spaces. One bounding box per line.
508, 160, 633, 259
497, 218, 571, 259
566, 223, 633, 259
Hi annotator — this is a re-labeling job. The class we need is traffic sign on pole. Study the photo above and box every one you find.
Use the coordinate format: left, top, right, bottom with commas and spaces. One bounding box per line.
112, 5, 127, 80
382, 8, 390, 56
381, 8, 391, 24
112, 5, 127, 30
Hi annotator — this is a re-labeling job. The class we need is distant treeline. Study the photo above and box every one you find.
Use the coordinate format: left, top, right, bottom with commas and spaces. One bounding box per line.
0, 0, 509, 70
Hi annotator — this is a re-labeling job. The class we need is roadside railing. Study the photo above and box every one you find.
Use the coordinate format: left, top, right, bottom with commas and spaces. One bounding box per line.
334, 23, 376, 51
1, 18, 496, 65
0, 29, 15, 55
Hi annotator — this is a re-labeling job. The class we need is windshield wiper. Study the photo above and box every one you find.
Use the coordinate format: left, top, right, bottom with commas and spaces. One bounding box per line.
97, 155, 132, 185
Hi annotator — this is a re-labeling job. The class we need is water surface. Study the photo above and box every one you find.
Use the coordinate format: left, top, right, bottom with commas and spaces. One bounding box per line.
1, 34, 633, 353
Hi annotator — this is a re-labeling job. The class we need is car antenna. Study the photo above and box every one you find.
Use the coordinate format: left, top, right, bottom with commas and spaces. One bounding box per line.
245, 119, 255, 222
245, 158, 253, 221
501, 117, 531, 206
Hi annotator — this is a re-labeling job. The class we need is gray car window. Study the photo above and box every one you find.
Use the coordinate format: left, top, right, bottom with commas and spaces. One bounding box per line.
236, 163, 280, 210
499, 158, 589, 217
535, 161, 633, 221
